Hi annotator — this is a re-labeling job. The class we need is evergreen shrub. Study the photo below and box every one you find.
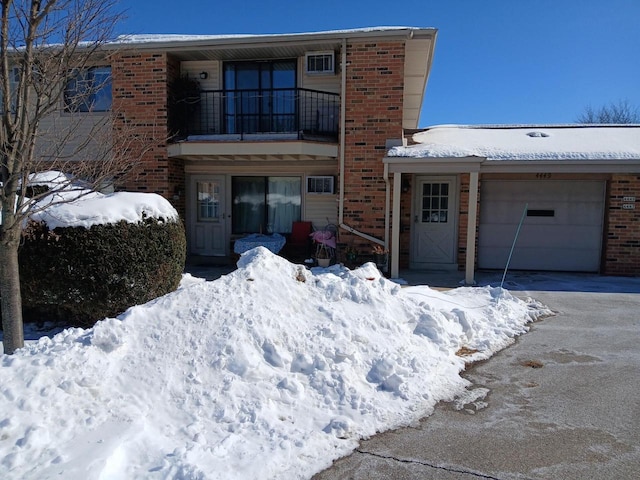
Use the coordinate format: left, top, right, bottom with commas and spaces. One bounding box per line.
19, 216, 186, 327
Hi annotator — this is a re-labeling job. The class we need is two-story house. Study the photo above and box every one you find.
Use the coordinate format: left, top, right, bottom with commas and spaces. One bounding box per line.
104, 27, 437, 265
48, 26, 640, 279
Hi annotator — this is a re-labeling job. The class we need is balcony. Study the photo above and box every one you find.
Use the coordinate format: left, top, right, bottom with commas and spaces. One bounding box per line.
171, 88, 339, 143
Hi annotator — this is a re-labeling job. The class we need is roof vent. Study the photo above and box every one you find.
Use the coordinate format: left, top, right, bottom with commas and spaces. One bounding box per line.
526, 131, 549, 138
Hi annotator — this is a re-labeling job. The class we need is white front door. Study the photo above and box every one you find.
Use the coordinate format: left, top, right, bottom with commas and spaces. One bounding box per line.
189, 175, 227, 256
411, 176, 458, 268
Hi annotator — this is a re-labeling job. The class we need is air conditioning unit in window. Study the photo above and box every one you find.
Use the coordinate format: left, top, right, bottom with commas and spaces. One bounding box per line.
305, 51, 335, 75
307, 176, 335, 194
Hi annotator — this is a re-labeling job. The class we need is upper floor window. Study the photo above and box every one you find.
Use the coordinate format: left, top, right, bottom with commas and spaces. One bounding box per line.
64, 66, 112, 113
223, 60, 297, 134
0, 67, 20, 113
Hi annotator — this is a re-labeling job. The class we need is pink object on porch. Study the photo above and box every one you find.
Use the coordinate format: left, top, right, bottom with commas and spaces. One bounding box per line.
310, 230, 336, 249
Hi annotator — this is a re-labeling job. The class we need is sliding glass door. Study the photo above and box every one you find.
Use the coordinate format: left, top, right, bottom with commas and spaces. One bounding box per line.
232, 176, 301, 234
224, 60, 297, 134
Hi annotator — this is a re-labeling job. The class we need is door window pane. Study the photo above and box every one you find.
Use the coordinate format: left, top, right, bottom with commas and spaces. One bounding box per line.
421, 182, 449, 223
197, 181, 220, 221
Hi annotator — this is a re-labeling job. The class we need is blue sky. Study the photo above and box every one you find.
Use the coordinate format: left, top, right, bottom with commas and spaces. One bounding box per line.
117, 0, 640, 127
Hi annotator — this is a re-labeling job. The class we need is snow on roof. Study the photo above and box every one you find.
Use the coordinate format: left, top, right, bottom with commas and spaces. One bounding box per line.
388, 125, 640, 161
114, 26, 433, 45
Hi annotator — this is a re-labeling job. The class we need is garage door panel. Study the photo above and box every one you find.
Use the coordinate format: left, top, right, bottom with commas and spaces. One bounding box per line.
480, 224, 602, 250
480, 246, 601, 271
478, 180, 604, 272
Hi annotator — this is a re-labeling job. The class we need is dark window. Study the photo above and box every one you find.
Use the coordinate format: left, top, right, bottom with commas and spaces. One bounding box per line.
64, 67, 112, 112
307, 176, 334, 194
223, 60, 296, 134
232, 176, 301, 234
0, 67, 20, 113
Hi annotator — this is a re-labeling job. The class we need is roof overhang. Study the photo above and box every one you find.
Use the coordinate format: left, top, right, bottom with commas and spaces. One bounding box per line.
402, 35, 437, 129
105, 27, 437, 62
383, 155, 640, 174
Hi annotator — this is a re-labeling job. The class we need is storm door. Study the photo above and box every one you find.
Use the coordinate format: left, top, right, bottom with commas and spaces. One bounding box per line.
189, 175, 227, 256
411, 176, 458, 268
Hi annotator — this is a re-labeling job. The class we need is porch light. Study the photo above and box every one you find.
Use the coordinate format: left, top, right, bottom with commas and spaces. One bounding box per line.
199, 71, 208, 80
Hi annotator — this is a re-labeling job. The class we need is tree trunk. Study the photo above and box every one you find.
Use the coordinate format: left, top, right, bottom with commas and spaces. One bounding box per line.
1, 239, 24, 354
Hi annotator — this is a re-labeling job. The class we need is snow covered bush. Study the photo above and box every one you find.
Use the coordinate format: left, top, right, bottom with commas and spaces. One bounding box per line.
10, 175, 186, 327
19, 215, 186, 326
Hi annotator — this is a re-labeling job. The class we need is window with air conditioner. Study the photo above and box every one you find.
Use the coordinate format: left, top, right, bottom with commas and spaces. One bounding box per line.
305, 52, 335, 75
307, 176, 334, 194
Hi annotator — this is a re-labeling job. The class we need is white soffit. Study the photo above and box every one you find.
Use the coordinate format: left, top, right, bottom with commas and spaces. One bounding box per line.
403, 37, 436, 129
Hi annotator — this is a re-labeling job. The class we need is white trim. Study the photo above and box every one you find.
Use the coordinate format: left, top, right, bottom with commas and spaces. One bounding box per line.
391, 174, 402, 278
383, 156, 640, 174
306, 175, 334, 194
305, 51, 335, 75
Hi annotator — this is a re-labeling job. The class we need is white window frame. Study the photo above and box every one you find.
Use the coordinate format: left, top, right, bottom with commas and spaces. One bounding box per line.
307, 176, 335, 195
305, 51, 335, 75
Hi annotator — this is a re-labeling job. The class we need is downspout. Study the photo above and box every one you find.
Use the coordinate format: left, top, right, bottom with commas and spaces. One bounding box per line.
338, 38, 347, 227
383, 162, 391, 249
338, 37, 387, 248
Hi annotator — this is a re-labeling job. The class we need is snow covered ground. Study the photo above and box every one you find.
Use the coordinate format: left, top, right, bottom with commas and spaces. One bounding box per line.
0, 248, 551, 479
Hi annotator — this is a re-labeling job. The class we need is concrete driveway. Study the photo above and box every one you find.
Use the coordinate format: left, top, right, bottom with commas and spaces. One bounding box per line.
313, 276, 640, 479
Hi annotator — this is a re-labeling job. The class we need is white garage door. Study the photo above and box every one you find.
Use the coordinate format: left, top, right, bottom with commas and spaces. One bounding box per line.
478, 180, 605, 272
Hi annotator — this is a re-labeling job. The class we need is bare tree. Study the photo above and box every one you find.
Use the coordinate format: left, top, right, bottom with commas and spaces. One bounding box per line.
576, 99, 640, 124
1, 1, 153, 354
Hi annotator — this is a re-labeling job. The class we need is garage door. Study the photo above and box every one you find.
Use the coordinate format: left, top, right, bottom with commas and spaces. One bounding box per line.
478, 180, 605, 272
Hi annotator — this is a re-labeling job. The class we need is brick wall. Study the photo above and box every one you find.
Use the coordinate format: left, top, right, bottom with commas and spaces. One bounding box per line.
342, 40, 406, 253
166, 56, 185, 217
112, 51, 184, 217
457, 174, 470, 271
604, 174, 640, 275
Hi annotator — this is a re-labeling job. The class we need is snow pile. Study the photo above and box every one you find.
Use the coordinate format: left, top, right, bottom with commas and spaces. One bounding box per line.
24, 171, 178, 229
0, 248, 550, 479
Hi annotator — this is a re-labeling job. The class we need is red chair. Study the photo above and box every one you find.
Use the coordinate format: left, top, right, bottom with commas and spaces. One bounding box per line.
283, 221, 313, 262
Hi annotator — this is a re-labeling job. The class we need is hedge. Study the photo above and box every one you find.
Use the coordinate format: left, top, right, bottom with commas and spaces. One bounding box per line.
19, 216, 186, 327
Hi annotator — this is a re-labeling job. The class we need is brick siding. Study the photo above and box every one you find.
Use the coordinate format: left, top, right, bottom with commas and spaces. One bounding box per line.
342, 40, 406, 254
112, 51, 185, 218
604, 174, 640, 275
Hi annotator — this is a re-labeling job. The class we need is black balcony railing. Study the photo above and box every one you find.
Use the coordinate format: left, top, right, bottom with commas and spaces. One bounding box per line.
172, 88, 339, 142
